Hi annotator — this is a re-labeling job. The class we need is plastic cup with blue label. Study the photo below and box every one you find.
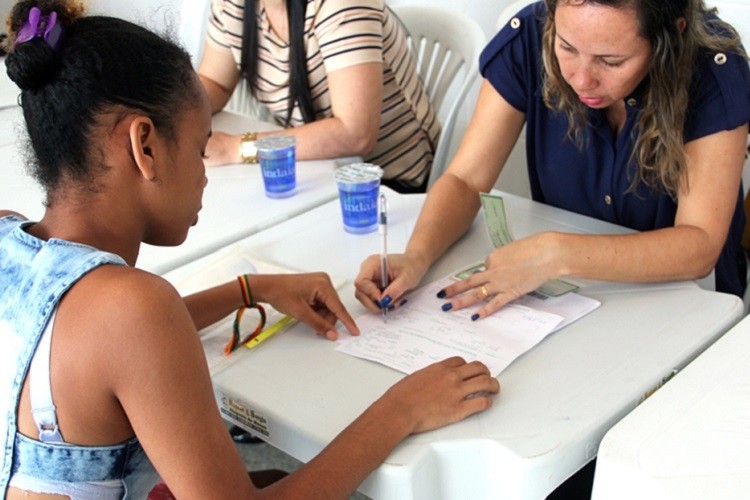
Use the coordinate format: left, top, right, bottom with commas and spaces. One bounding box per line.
334, 163, 384, 234
256, 135, 296, 199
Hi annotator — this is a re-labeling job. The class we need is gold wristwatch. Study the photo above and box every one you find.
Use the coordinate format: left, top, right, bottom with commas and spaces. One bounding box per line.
239, 132, 258, 164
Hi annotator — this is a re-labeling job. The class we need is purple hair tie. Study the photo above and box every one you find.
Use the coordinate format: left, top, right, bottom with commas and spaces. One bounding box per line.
16, 7, 64, 51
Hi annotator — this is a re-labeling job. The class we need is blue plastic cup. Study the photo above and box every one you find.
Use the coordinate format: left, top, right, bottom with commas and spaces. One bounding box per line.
334, 163, 384, 234
256, 135, 296, 199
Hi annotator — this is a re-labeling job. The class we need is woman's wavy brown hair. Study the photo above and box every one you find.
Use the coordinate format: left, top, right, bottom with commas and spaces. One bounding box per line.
541, 0, 747, 198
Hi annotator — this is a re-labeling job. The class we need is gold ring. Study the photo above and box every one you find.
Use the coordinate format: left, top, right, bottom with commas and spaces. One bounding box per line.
480, 285, 489, 299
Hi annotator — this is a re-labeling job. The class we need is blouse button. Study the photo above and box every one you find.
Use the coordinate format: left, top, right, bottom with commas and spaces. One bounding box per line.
604, 194, 613, 205
714, 53, 727, 65
626, 98, 637, 106
510, 17, 521, 29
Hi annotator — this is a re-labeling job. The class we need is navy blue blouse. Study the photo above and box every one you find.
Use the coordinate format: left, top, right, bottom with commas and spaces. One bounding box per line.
480, 2, 750, 296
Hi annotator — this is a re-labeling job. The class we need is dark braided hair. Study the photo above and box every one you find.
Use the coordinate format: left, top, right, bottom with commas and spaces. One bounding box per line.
4, 0, 201, 193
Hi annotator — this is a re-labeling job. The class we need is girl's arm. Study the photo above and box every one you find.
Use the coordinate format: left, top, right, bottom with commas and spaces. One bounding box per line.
111, 271, 498, 499
183, 272, 359, 340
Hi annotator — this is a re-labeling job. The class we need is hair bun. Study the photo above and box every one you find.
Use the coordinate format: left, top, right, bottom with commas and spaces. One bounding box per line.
4, 1, 85, 91
5, 41, 61, 91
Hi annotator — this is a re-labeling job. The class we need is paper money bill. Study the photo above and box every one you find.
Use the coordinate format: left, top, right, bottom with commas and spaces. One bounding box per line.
479, 193, 579, 297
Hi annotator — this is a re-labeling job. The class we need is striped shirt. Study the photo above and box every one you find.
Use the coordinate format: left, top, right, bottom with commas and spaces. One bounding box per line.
206, 0, 440, 189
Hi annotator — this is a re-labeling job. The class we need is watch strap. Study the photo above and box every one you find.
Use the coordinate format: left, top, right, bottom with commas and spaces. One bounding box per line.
239, 132, 258, 164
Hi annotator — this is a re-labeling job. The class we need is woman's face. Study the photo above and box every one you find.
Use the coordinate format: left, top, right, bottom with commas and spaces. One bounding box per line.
553, 1, 652, 109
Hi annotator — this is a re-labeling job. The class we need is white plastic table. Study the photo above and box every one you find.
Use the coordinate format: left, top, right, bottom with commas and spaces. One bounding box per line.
136, 112, 350, 274
592, 314, 750, 500
0, 109, 348, 274
164, 187, 743, 499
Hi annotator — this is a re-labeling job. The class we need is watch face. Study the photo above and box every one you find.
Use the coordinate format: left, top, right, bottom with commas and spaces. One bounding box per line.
241, 140, 258, 158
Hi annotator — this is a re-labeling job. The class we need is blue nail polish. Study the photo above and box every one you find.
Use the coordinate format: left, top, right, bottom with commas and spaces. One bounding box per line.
380, 295, 393, 307
471, 313, 479, 321
387, 304, 395, 311
436, 289, 447, 298
441, 303, 453, 311
399, 298, 408, 306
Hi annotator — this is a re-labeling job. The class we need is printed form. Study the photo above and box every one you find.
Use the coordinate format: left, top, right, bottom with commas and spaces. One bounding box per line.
337, 277, 600, 377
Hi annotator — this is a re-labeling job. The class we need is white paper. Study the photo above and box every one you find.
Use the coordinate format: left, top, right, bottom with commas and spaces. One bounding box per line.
336, 278, 600, 376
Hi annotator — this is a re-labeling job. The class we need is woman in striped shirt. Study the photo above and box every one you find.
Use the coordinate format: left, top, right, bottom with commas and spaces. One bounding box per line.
199, 0, 440, 192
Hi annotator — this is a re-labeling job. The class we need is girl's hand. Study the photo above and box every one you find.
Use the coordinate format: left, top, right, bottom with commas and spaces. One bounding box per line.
382, 357, 500, 434
258, 273, 359, 340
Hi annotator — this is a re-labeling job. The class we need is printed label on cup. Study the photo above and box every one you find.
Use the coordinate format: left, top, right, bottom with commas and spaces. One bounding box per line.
334, 163, 384, 234
256, 135, 296, 199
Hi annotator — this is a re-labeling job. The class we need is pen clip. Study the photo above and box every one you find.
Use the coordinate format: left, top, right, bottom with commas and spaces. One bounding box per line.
378, 193, 387, 230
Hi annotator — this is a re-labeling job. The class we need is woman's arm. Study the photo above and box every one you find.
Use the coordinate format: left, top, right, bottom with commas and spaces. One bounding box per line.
266, 61, 383, 159
354, 80, 526, 311
442, 123, 749, 318
197, 42, 241, 114
200, 61, 384, 166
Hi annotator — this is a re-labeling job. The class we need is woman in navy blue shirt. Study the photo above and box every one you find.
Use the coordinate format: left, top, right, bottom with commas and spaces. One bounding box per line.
356, 0, 750, 317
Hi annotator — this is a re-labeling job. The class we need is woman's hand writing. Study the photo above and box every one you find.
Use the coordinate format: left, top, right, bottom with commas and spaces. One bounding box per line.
354, 253, 429, 314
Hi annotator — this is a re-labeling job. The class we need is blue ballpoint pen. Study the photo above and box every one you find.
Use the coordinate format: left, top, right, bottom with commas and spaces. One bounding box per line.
379, 193, 388, 323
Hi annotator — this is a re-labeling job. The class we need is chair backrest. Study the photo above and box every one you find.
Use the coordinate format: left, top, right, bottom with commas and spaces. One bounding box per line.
391, 5, 486, 190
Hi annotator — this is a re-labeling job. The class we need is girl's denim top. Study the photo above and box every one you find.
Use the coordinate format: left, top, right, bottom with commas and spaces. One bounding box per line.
0, 215, 158, 498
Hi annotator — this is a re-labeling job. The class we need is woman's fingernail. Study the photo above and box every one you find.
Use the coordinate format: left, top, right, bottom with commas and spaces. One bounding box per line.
471, 313, 479, 321
441, 303, 453, 311
380, 295, 393, 307
399, 298, 408, 306
436, 289, 447, 298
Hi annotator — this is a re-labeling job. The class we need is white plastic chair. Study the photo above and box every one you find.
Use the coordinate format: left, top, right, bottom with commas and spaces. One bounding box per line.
391, 5, 486, 190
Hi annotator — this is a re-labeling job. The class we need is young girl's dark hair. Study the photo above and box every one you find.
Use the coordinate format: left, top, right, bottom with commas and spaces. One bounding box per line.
241, 0, 315, 125
4, 0, 201, 193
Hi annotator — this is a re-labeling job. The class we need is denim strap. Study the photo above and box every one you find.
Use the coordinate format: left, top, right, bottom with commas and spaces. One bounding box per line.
29, 310, 64, 443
